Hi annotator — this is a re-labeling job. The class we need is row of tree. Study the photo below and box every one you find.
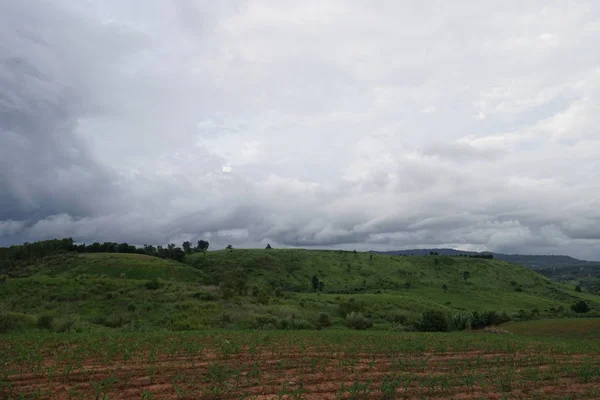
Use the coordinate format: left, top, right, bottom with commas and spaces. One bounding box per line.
0, 238, 210, 265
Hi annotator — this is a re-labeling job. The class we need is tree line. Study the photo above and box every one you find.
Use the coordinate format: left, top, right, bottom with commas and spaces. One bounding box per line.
0, 238, 210, 266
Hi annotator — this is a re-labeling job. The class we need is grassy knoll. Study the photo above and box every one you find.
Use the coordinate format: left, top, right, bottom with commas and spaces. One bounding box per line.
1, 249, 599, 332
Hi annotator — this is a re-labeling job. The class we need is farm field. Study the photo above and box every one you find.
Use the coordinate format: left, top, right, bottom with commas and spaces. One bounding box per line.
2, 329, 600, 400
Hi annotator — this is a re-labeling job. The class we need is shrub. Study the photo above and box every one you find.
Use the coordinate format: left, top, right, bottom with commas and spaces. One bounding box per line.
571, 300, 590, 314
450, 312, 472, 331
145, 278, 162, 290
287, 318, 314, 330
53, 317, 76, 333
338, 298, 362, 317
414, 311, 449, 332
0, 274, 8, 284
387, 312, 409, 325
346, 312, 373, 330
0, 312, 36, 333
37, 314, 54, 330
193, 291, 217, 301
317, 312, 332, 328
93, 314, 131, 328
254, 315, 278, 329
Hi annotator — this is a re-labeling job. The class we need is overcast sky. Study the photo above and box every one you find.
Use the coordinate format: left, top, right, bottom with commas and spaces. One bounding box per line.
1, 1, 599, 259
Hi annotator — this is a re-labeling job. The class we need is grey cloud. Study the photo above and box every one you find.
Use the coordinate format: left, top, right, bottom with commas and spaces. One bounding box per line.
1, 1, 600, 260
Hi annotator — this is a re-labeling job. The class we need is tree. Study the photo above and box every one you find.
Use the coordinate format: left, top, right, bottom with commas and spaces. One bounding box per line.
318, 281, 325, 292
575, 285, 582, 292
571, 300, 590, 314
226, 244, 233, 250
442, 284, 448, 293
169, 247, 186, 262
182, 241, 192, 254
311, 275, 319, 292
462, 271, 471, 282
265, 243, 272, 250
196, 240, 209, 252
404, 281, 412, 289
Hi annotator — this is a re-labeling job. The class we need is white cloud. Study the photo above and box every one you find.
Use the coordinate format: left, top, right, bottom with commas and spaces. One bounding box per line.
1, 1, 600, 259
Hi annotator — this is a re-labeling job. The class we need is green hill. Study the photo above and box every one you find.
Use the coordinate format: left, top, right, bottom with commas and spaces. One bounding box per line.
1, 249, 599, 333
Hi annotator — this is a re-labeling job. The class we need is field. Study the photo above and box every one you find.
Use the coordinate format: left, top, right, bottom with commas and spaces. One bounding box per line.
2, 327, 600, 400
503, 318, 600, 341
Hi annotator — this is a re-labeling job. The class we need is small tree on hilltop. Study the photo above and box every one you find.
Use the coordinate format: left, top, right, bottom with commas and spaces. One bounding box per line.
265, 243, 272, 250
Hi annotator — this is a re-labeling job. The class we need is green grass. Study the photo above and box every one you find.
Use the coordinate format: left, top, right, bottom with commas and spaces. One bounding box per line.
503, 318, 600, 340
1, 249, 599, 332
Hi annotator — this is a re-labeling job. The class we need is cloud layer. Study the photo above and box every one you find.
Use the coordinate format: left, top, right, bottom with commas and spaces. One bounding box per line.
1, 1, 600, 259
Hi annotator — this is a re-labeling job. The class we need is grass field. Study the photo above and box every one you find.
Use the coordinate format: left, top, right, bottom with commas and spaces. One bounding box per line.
2, 327, 599, 399
502, 318, 600, 341
1, 249, 599, 332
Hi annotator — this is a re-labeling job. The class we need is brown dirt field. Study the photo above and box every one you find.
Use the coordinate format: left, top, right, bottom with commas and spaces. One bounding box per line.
4, 347, 600, 400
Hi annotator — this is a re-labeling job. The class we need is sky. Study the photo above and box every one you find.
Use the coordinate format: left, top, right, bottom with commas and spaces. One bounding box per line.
1, 1, 599, 259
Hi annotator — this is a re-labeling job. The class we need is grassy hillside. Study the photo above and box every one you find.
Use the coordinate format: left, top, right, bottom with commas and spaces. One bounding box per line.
1, 249, 599, 333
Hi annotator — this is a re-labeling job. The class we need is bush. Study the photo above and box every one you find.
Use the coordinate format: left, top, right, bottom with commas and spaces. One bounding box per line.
53, 317, 76, 333
193, 291, 217, 301
0, 274, 8, 284
571, 300, 590, 314
0, 312, 36, 333
37, 314, 54, 330
346, 312, 373, 330
92, 314, 131, 328
387, 312, 409, 325
145, 278, 162, 290
338, 298, 362, 317
317, 312, 332, 328
450, 312, 472, 331
414, 310, 449, 332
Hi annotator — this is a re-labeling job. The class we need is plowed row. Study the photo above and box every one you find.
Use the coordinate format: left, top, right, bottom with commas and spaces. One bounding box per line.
2, 332, 599, 399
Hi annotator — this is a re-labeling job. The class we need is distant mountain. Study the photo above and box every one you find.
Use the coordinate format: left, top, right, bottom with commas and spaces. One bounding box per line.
372, 249, 600, 270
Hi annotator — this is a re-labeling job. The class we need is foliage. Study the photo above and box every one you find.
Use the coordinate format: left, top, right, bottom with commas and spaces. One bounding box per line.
317, 312, 332, 328
572, 300, 590, 314
414, 310, 449, 332
37, 314, 54, 330
346, 312, 373, 330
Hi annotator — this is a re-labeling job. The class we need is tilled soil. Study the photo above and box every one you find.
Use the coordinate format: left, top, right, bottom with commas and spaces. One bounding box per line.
4, 347, 599, 399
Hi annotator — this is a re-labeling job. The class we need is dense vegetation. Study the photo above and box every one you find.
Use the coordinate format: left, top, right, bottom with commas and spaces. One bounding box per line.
1, 239, 599, 334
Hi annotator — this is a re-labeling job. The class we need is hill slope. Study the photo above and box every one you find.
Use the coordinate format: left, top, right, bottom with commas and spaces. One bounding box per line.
1, 249, 598, 332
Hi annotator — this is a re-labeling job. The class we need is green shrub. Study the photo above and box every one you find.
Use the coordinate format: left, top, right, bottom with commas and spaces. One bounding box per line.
0, 274, 8, 284
287, 318, 314, 330
37, 314, 54, 330
254, 315, 278, 329
317, 312, 332, 328
145, 278, 162, 290
0, 312, 36, 333
92, 314, 131, 328
193, 291, 217, 301
387, 311, 409, 325
414, 310, 449, 332
338, 298, 362, 317
450, 312, 472, 331
346, 312, 373, 330
571, 300, 590, 314
53, 317, 76, 333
